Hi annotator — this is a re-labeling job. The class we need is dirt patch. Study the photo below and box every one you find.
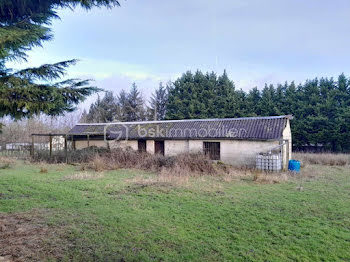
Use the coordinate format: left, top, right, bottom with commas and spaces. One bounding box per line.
109, 181, 173, 197
0, 210, 65, 262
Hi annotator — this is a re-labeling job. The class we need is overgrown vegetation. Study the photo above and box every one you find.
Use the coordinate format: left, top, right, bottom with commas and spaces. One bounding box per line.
33, 147, 234, 177
32, 147, 109, 164
0, 159, 349, 261
0, 157, 13, 169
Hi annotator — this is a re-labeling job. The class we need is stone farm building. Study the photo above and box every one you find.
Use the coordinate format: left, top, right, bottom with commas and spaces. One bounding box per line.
68, 115, 292, 169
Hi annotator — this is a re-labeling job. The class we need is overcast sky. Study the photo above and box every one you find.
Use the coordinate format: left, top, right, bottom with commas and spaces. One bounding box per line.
9, 0, 350, 108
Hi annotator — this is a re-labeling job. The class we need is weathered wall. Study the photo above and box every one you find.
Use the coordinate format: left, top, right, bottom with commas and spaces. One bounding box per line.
75, 140, 138, 151
164, 140, 189, 156
165, 139, 279, 167
75, 140, 107, 150
188, 140, 203, 153
219, 140, 279, 167
110, 140, 138, 151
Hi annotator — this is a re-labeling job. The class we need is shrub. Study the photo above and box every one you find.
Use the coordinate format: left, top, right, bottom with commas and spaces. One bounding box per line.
0, 162, 10, 169
102, 149, 218, 176
39, 167, 48, 173
0, 157, 13, 169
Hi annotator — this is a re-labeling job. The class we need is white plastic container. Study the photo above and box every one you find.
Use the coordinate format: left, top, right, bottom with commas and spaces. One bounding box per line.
256, 153, 282, 171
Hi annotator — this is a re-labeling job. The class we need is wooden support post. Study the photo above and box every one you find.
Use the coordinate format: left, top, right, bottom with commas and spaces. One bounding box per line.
64, 135, 68, 163
49, 135, 53, 158
104, 132, 108, 149
31, 135, 34, 157
72, 135, 75, 151
87, 135, 90, 147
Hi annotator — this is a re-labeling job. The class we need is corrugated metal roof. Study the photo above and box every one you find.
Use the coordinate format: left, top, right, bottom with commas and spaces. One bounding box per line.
68, 115, 291, 140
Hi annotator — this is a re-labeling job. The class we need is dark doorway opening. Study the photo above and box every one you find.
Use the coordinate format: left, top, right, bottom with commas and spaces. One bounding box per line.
138, 140, 147, 153
155, 141, 165, 156
203, 142, 220, 160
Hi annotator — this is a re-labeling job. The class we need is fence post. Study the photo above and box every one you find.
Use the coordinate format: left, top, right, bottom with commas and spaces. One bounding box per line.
31, 135, 34, 157
64, 135, 68, 163
49, 135, 52, 158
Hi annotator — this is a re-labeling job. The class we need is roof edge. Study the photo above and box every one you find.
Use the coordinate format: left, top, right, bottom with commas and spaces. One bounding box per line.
75, 115, 292, 126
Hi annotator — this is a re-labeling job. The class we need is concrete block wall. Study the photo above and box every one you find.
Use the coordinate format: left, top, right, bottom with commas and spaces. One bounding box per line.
188, 140, 203, 153
164, 140, 189, 156
75, 140, 107, 150
161, 139, 279, 168
219, 140, 278, 167
110, 140, 138, 151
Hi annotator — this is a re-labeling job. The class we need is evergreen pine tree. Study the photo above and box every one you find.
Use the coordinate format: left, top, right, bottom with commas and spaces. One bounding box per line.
216, 70, 237, 118
246, 87, 261, 116
79, 109, 88, 123
166, 71, 195, 119
118, 83, 146, 122
258, 84, 278, 116
0, 0, 120, 121
336, 74, 350, 151
149, 82, 169, 120
86, 91, 119, 123
166, 70, 239, 120
116, 90, 129, 121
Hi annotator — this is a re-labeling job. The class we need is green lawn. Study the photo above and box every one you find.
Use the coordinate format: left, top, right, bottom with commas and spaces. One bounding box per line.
0, 160, 349, 261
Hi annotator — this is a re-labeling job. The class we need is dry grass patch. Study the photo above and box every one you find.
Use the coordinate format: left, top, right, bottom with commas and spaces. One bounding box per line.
0, 157, 14, 170
251, 163, 333, 185
299, 165, 322, 180
217, 167, 257, 182
253, 172, 289, 184
39, 167, 48, 173
127, 167, 267, 189
62, 171, 105, 181
126, 173, 191, 187
0, 162, 10, 170
81, 154, 119, 172
294, 153, 349, 166
253, 164, 326, 184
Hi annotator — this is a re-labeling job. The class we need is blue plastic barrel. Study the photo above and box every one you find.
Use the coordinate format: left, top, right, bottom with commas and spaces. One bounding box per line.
288, 160, 301, 172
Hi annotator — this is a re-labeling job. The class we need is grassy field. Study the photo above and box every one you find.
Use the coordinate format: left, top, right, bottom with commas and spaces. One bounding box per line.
0, 159, 349, 261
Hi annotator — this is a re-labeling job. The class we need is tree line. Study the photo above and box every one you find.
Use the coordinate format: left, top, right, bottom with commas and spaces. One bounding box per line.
0, 112, 83, 147
84, 70, 350, 152
81, 82, 170, 122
